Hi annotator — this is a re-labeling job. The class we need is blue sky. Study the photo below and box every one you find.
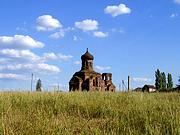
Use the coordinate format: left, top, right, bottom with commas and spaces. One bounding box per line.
0, 0, 180, 91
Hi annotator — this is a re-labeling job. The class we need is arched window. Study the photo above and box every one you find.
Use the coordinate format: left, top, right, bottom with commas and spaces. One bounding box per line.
96, 77, 98, 87
93, 79, 96, 86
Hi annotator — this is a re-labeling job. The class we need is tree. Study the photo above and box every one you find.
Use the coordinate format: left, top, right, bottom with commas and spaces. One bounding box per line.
36, 79, 42, 92
155, 69, 163, 91
162, 72, 166, 90
176, 76, 180, 90
167, 73, 173, 90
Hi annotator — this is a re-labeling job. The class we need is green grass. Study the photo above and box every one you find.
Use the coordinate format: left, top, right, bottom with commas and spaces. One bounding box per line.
0, 92, 180, 135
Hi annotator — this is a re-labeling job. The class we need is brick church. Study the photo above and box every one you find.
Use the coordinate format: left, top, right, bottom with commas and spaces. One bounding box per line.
69, 49, 116, 92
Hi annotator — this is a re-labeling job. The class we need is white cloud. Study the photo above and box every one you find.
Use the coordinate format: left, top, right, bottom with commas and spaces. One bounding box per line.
133, 77, 152, 83
0, 49, 41, 62
43, 53, 58, 60
0, 73, 26, 80
58, 53, 73, 61
49, 30, 65, 39
95, 65, 111, 71
0, 64, 23, 71
104, 4, 131, 17
0, 49, 73, 63
0, 35, 44, 49
170, 13, 178, 18
0, 49, 63, 74
36, 63, 60, 73
75, 19, 99, 31
0, 32, 70, 79
0, 63, 60, 74
174, 0, 180, 4
43, 52, 73, 61
93, 31, 108, 38
36, 15, 62, 31
74, 61, 81, 65
49, 27, 74, 39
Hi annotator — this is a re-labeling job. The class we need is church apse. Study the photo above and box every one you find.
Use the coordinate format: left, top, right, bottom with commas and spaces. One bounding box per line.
69, 49, 116, 92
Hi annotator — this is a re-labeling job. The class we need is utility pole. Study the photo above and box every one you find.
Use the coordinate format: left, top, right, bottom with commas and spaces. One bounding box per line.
31, 73, 33, 92
128, 76, 131, 91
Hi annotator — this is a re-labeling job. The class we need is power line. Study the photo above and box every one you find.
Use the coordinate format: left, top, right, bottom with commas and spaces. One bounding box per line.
122, 80, 127, 91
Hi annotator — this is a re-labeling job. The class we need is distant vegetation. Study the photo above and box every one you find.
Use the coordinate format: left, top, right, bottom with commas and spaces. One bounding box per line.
1, 92, 180, 134
155, 69, 176, 92
36, 79, 42, 92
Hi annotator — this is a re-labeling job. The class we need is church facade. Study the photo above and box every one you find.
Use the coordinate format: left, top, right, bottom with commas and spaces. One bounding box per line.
69, 49, 116, 92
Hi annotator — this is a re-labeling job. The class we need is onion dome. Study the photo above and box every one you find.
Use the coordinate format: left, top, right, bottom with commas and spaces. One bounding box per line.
81, 48, 94, 60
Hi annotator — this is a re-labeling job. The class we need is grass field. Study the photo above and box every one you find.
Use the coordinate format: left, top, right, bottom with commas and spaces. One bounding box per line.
0, 92, 180, 135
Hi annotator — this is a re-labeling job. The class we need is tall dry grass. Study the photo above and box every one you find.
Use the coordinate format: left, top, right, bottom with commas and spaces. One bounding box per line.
0, 92, 180, 135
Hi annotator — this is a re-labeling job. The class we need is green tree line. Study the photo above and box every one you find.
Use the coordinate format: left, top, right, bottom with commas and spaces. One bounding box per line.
155, 69, 173, 91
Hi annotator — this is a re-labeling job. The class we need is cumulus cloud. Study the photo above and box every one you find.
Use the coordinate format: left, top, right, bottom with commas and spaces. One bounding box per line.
49, 29, 65, 39
95, 66, 111, 71
174, 0, 180, 4
0, 35, 44, 49
58, 53, 73, 61
43, 53, 58, 60
133, 77, 152, 83
36, 15, 62, 31
93, 31, 108, 38
43, 52, 73, 61
0, 73, 26, 80
0, 48, 74, 74
0, 32, 66, 81
75, 19, 99, 31
104, 4, 131, 17
0, 49, 64, 74
49, 31, 65, 39
0, 63, 60, 74
0, 48, 73, 63
0, 64, 25, 71
36, 63, 60, 73
49, 27, 74, 39
0, 49, 41, 62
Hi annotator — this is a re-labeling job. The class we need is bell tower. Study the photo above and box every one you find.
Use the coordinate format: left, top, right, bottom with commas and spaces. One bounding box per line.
81, 48, 94, 71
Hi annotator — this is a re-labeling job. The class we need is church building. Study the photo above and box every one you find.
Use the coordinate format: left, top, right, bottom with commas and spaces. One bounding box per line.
69, 49, 116, 92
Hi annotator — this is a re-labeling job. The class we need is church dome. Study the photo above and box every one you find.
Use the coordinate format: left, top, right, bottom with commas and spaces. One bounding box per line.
81, 49, 94, 60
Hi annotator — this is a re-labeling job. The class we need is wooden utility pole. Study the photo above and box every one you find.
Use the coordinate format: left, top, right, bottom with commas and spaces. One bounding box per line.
128, 76, 131, 91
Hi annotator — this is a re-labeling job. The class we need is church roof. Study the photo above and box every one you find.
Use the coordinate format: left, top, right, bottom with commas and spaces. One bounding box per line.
81, 48, 94, 60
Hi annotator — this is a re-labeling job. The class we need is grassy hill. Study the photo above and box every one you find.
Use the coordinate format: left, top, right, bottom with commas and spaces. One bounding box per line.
0, 92, 180, 135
